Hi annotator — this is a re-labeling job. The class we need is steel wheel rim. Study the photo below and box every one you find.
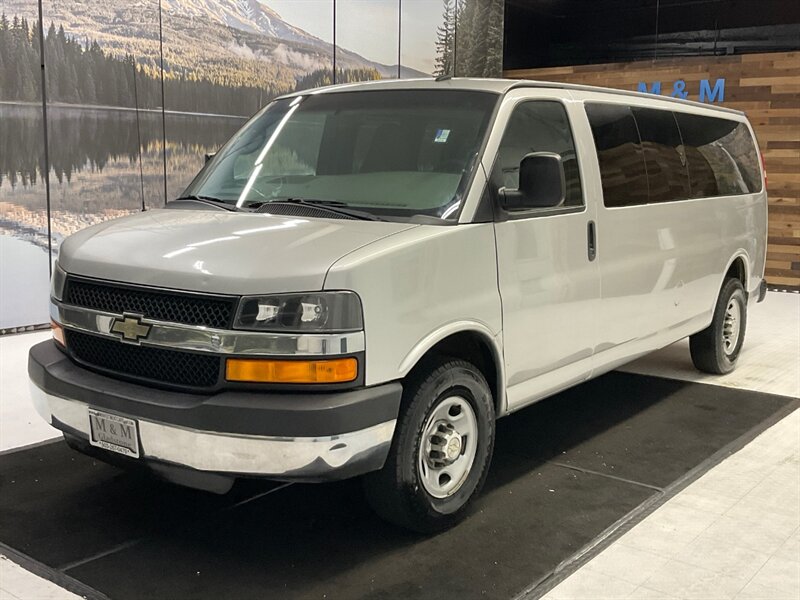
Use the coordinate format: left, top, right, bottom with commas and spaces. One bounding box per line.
722, 297, 742, 355
418, 396, 479, 499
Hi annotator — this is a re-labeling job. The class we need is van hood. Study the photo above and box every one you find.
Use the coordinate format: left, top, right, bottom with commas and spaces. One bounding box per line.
58, 209, 416, 295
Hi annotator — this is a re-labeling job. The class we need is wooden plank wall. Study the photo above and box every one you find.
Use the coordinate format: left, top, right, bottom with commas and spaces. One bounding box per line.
505, 51, 800, 290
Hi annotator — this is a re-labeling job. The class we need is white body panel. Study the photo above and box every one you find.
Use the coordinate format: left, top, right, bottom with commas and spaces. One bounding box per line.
324, 224, 504, 390
52, 79, 768, 420
567, 90, 767, 380
487, 90, 601, 411
58, 210, 414, 295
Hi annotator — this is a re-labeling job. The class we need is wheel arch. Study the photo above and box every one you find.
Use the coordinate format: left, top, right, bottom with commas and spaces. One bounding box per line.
720, 252, 750, 297
398, 323, 505, 417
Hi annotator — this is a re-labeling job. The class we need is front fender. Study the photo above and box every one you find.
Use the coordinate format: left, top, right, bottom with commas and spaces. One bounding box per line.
397, 321, 501, 376
397, 321, 506, 415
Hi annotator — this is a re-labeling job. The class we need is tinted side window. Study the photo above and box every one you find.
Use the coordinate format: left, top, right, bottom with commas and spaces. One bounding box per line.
632, 108, 691, 203
674, 113, 762, 196
495, 101, 583, 208
585, 103, 649, 207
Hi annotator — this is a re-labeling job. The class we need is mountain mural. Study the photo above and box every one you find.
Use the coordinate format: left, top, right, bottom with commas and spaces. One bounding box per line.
0, 0, 504, 331
3, 0, 426, 99
169, 0, 325, 45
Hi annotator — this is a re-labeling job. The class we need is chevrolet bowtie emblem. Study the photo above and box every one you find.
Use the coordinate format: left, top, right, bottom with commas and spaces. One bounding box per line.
110, 314, 151, 343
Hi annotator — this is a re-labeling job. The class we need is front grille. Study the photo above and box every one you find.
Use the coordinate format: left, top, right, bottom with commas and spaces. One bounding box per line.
63, 277, 236, 329
66, 330, 221, 389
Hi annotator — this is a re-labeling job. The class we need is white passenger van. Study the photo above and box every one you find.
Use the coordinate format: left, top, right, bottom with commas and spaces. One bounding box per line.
29, 79, 767, 532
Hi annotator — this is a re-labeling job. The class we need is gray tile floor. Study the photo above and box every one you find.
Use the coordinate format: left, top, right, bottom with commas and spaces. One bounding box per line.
544, 292, 800, 600
1, 292, 798, 599
544, 412, 799, 600
0, 556, 80, 600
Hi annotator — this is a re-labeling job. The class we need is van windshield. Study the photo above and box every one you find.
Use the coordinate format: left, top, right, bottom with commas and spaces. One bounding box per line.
182, 90, 498, 221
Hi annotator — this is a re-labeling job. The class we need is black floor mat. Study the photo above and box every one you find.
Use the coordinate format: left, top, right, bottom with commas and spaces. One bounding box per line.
0, 372, 795, 599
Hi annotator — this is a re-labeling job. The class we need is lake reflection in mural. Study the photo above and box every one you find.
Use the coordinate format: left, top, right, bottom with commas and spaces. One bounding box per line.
1, 104, 244, 244
0, 103, 244, 329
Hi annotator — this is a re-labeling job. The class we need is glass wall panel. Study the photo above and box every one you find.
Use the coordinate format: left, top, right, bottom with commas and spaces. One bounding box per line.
39, 0, 166, 230
453, 0, 504, 77
161, 0, 334, 199
0, 4, 50, 330
1, 0, 507, 330
267, 0, 335, 91
336, 0, 399, 82
400, 0, 439, 76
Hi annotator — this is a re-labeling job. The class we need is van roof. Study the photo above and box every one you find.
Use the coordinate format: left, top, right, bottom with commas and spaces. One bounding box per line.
279, 77, 744, 117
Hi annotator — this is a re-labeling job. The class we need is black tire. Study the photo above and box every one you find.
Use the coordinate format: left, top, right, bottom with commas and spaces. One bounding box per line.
363, 358, 495, 533
690, 278, 748, 374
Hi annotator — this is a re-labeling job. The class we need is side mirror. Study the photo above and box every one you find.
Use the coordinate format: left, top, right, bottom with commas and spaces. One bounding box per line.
500, 152, 566, 211
204, 152, 217, 163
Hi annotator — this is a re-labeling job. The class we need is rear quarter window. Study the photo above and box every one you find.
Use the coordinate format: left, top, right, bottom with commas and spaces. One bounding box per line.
586, 102, 762, 208
632, 107, 692, 203
673, 112, 762, 196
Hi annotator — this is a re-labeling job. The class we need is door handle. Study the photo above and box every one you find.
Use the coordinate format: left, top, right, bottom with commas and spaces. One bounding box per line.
587, 220, 597, 262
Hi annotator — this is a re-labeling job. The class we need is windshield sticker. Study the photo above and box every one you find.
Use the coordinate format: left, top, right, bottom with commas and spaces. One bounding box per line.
434, 129, 451, 143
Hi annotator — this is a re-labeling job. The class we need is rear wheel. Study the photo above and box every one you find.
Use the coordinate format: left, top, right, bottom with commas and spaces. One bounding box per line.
690, 278, 747, 374
363, 358, 495, 533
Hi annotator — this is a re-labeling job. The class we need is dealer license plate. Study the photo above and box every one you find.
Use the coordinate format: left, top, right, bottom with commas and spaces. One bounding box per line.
88, 409, 140, 458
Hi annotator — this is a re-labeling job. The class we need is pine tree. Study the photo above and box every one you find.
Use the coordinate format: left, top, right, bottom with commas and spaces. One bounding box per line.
82, 65, 97, 103
484, 0, 504, 77
454, 0, 472, 76
434, 0, 456, 77
446, 0, 504, 78
16, 58, 35, 100
29, 20, 41, 87
0, 49, 6, 100
0, 14, 294, 115
0, 19, 9, 100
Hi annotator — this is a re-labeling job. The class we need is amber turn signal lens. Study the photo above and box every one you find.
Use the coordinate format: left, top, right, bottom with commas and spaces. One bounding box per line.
225, 357, 358, 384
51, 320, 66, 347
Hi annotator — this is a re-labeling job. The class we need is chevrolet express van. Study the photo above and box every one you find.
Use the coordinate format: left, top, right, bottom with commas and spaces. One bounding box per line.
29, 79, 767, 532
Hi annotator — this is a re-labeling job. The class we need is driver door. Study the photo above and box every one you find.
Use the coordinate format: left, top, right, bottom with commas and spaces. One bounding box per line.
490, 93, 601, 411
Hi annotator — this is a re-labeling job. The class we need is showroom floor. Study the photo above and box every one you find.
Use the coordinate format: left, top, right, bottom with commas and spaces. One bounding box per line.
539, 291, 800, 600
0, 292, 797, 600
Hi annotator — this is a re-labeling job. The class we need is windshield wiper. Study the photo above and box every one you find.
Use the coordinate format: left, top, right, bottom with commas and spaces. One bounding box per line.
171, 195, 246, 212
256, 198, 384, 221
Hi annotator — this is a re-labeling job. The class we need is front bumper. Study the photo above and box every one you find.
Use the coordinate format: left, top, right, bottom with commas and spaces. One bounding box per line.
29, 340, 401, 482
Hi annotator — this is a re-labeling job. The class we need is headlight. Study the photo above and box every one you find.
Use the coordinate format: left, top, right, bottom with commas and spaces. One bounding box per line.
51, 262, 67, 301
234, 291, 363, 333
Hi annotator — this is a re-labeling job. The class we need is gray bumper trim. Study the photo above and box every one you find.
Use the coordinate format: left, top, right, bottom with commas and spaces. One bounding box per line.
32, 386, 395, 480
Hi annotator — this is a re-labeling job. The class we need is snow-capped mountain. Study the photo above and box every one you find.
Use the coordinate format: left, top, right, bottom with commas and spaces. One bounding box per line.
4, 0, 428, 92
162, 0, 325, 48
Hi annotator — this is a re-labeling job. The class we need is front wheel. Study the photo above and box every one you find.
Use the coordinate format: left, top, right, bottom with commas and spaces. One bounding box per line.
690, 278, 748, 374
363, 359, 495, 533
